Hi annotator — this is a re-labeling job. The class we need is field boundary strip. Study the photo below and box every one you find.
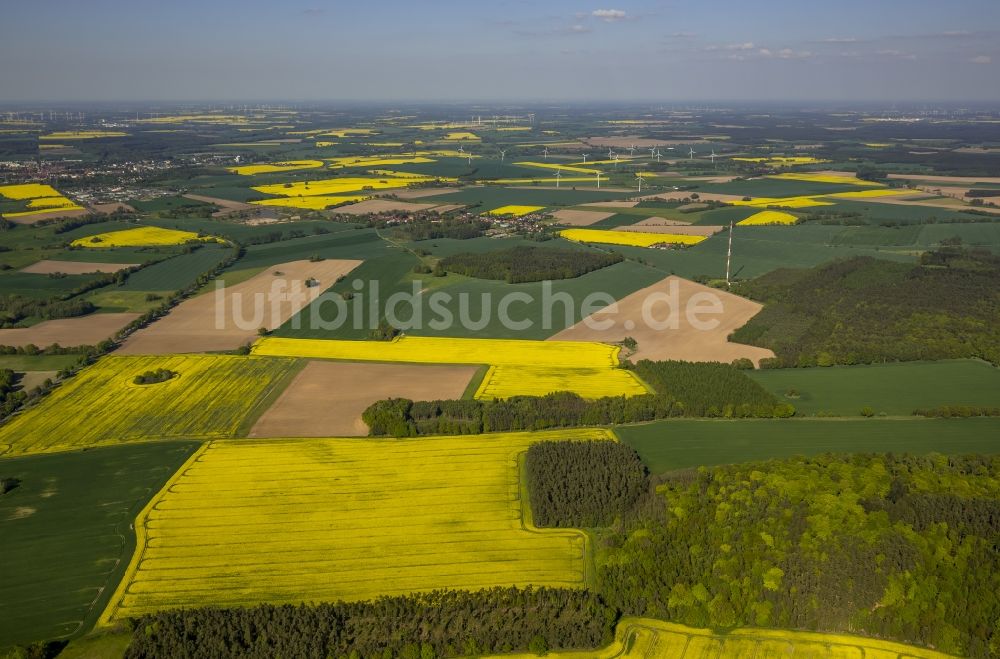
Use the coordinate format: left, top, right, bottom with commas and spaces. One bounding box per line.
96, 442, 210, 627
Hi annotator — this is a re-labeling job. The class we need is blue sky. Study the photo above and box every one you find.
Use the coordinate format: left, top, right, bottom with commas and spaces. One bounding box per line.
1, 0, 998, 102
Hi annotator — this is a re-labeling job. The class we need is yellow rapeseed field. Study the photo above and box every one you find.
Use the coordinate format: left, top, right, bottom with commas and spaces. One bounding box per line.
476, 365, 650, 400
0, 183, 84, 218
316, 128, 377, 138
560, 228, 707, 247
513, 161, 601, 175
0, 355, 299, 456
250, 194, 369, 210
443, 131, 480, 140
729, 196, 834, 209
100, 429, 611, 622
39, 130, 128, 139
737, 210, 799, 226
70, 226, 215, 248
251, 175, 447, 199
228, 160, 324, 175
487, 205, 545, 217
326, 155, 436, 169
824, 188, 919, 199
251, 336, 646, 400
253, 335, 621, 367
768, 172, 882, 186
493, 617, 953, 659
731, 156, 828, 165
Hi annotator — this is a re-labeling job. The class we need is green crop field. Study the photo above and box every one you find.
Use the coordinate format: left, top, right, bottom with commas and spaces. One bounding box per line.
234, 228, 391, 269
116, 244, 233, 292
0, 272, 107, 299
421, 185, 631, 209
0, 354, 81, 371
608, 224, 916, 280
617, 417, 1000, 472
276, 256, 664, 340
748, 359, 1000, 416
0, 441, 200, 649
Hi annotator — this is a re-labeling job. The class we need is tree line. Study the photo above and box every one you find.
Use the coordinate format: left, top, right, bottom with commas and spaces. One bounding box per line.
440, 246, 622, 283
732, 247, 1000, 367
121, 587, 615, 659
362, 362, 794, 437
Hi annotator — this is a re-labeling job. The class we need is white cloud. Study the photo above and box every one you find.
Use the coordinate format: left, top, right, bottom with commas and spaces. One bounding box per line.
592, 9, 627, 22
970, 55, 992, 64
567, 24, 591, 34
706, 42, 755, 52
822, 37, 858, 43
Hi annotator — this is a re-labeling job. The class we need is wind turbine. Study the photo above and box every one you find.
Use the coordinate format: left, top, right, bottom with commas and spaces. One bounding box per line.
613, 153, 620, 169
467, 150, 473, 165
499, 148, 506, 163
688, 147, 696, 159
636, 172, 645, 193
649, 147, 656, 159
543, 146, 549, 160
710, 150, 717, 167
628, 144, 636, 157
458, 144, 464, 154
655, 149, 662, 162
725, 221, 734, 286
607, 148, 614, 159
595, 171, 601, 189
555, 168, 562, 188
582, 153, 589, 164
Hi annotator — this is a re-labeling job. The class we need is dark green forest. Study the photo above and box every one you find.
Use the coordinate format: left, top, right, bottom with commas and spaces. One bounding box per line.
731, 247, 1000, 366
440, 246, 622, 283
590, 453, 1000, 657
121, 587, 615, 659
526, 441, 648, 528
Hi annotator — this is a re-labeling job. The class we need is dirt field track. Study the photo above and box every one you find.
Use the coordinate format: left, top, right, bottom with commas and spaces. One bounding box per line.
333, 199, 438, 215
117, 259, 361, 354
250, 361, 477, 437
550, 275, 774, 365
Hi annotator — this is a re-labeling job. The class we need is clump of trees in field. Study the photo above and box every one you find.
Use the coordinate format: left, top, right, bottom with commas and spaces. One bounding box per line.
440, 246, 622, 283
527, 441, 648, 527
363, 361, 793, 437
132, 368, 176, 385
732, 247, 1000, 366
122, 587, 615, 659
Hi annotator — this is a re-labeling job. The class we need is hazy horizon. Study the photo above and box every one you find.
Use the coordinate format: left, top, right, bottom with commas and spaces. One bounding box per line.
1, 0, 998, 103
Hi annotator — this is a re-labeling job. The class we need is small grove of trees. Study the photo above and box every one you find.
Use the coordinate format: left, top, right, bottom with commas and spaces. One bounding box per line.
527, 441, 649, 528
439, 246, 622, 283
132, 369, 176, 385
122, 587, 616, 659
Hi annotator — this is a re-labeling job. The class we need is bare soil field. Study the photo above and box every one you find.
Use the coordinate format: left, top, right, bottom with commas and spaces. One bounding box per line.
388, 187, 461, 200
250, 360, 477, 437
429, 204, 466, 213
182, 194, 257, 218
333, 199, 437, 215
550, 209, 615, 226
117, 259, 362, 354
550, 275, 774, 366
20, 260, 139, 275
90, 202, 136, 214
7, 208, 88, 225
16, 371, 56, 391
0, 313, 140, 348
623, 222, 723, 236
